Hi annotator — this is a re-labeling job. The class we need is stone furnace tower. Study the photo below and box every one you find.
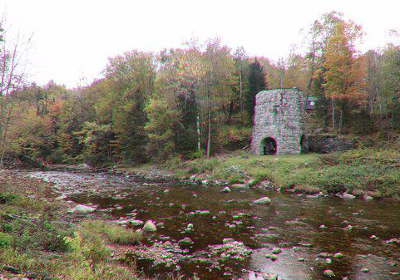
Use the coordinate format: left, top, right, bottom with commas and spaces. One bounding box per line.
251, 88, 305, 155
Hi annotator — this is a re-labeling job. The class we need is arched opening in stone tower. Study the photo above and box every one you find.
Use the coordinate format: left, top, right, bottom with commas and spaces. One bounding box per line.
300, 135, 309, 154
261, 137, 277, 155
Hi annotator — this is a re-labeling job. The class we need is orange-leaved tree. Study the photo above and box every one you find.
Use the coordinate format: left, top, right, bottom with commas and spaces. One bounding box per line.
323, 20, 366, 133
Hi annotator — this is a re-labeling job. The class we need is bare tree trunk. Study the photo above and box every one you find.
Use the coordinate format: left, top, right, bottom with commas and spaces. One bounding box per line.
331, 98, 335, 131
239, 64, 243, 122
206, 108, 211, 159
0, 28, 28, 167
197, 114, 201, 151
338, 107, 343, 135
1, 104, 13, 167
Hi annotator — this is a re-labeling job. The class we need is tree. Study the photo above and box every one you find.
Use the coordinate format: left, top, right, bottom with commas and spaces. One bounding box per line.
156, 47, 206, 155
304, 11, 365, 133
282, 53, 308, 90
232, 47, 249, 122
104, 50, 157, 163
199, 38, 236, 158
0, 24, 31, 166
364, 50, 382, 117
144, 91, 181, 160
304, 11, 346, 131
246, 59, 267, 121
379, 44, 400, 129
323, 20, 365, 133
57, 82, 100, 162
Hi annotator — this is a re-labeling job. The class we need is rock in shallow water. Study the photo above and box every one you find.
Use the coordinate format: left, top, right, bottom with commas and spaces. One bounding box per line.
130, 219, 144, 226
221, 187, 231, 193
333, 252, 343, 258
323, 269, 335, 277
68, 204, 96, 214
271, 248, 282, 254
143, 220, 157, 232
222, 238, 234, 244
342, 193, 356, 199
253, 197, 271, 205
55, 194, 67, 201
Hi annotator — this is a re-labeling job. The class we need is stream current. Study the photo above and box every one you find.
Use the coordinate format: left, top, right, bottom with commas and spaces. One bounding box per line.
25, 169, 400, 280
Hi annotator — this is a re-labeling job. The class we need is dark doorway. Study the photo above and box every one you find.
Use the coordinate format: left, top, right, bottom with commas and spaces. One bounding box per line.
261, 137, 277, 155
300, 135, 309, 154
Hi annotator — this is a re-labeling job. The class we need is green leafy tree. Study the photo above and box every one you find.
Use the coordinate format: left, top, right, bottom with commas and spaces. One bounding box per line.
105, 50, 156, 163
77, 122, 114, 165
144, 92, 181, 160
246, 59, 267, 121
198, 38, 236, 157
157, 47, 206, 155
379, 44, 400, 129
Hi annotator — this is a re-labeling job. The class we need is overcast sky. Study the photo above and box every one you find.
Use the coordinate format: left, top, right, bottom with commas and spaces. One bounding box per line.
2, 0, 400, 88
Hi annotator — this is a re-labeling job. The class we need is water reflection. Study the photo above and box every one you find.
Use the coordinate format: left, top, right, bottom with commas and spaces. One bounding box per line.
26, 170, 400, 279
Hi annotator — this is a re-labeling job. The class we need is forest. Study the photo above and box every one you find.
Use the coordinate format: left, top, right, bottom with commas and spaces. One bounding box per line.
1, 11, 400, 167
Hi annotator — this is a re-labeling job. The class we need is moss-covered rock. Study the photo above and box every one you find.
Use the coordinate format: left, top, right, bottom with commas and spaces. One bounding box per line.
143, 220, 157, 232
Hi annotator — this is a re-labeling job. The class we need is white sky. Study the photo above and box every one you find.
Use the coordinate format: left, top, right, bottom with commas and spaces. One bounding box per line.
1, 0, 400, 88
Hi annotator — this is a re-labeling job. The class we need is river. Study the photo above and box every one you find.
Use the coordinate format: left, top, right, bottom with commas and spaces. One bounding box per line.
25, 169, 400, 280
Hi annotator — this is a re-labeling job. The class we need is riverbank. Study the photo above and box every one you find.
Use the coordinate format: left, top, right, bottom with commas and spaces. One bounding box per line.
126, 148, 400, 199
0, 170, 142, 279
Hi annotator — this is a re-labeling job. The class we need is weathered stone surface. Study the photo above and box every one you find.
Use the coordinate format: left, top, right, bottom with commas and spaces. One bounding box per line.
251, 89, 305, 155
143, 220, 157, 232
342, 193, 356, 199
55, 194, 67, 201
253, 197, 271, 205
69, 204, 96, 214
363, 194, 374, 200
230, 183, 247, 189
323, 269, 335, 277
221, 187, 231, 193
130, 219, 144, 226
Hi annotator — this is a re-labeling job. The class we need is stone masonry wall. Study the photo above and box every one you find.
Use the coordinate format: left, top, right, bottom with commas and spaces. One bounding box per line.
251, 89, 305, 155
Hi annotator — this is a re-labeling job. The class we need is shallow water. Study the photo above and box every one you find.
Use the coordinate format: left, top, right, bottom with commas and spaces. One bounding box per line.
26, 170, 400, 280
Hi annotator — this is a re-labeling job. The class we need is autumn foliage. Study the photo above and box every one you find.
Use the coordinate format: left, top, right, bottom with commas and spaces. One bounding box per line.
1, 12, 400, 165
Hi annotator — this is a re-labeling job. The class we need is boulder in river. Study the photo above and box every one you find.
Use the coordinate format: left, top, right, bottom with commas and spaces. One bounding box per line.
253, 197, 271, 205
222, 238, 234, 244
68, 204, 96, 214
130, 219, 144, 226
55, 194, 67, 201
178, 237, 194, 245
143, 220, 157, 232
271, 248, 282, 254
196, 210, 211, 215
221, 187, 231, 193
323, 269, 335, 277
230, 183, 247, 189
341, 193, 356, 199
334, 252, 343, 258
363, 194, 374, 200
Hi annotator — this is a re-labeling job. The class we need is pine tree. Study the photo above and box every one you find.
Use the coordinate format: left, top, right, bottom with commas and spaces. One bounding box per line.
246, 59, 267, 120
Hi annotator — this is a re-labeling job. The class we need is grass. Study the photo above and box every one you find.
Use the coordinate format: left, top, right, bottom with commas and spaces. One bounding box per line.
80, 219, 143, 245
159, 148, 400, 198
